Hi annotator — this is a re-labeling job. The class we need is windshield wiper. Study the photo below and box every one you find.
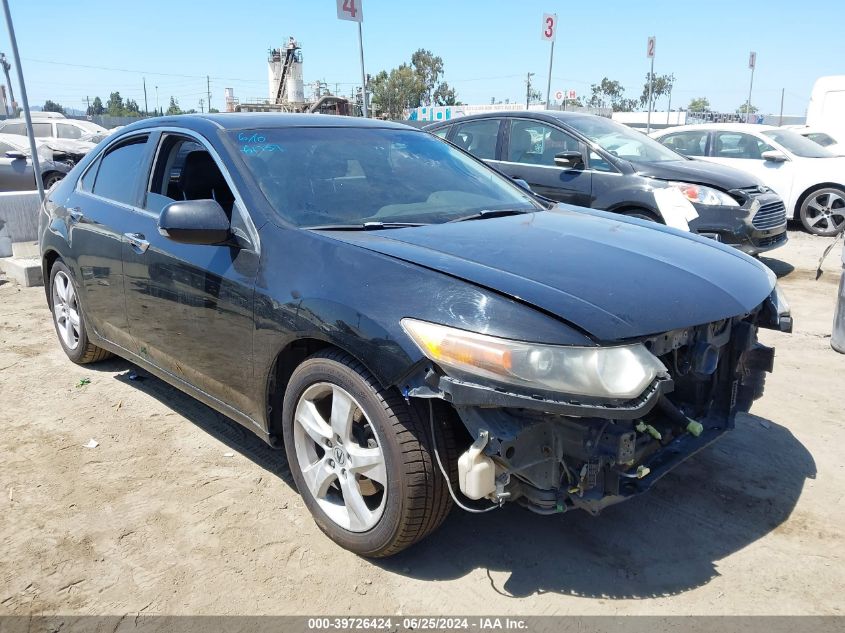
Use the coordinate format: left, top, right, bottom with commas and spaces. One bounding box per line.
304, 221, 428, 231
446, 208, 535, 223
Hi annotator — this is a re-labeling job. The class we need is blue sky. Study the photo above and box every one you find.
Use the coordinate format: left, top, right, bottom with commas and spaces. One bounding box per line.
1, 0, 842, 116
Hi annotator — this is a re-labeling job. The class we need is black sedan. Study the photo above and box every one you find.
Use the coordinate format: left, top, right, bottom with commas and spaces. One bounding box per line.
40, 114, 790, 557
425, 111, 788, 254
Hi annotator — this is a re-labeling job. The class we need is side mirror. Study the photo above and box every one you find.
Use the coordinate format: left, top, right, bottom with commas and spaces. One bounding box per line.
5, 150, 26, 160
158, 199, 231, 245
761, 150, 788, 163
512, 177, 532, 191
554, 150, 584, 169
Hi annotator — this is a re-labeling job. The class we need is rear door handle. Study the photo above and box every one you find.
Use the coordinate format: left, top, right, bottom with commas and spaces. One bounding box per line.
124, 232, 150, 253
67, 207, 83, 222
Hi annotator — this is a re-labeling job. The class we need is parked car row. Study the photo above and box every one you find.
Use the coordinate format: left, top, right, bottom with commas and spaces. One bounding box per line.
425, 112, 788, 254
40, 113, 790, 556
652, 124, 845, 236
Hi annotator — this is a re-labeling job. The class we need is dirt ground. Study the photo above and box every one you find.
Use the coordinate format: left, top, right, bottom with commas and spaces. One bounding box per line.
1, 229, 843, 617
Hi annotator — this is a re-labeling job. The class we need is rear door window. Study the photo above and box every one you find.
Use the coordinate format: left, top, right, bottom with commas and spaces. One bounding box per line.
91, 136, 149, 206
661, 131, 708, 156
451, 119, 501, 160
32, 123, 52, 138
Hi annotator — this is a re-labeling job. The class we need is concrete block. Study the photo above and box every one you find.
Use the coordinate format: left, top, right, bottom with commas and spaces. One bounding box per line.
12, 241, 39, 258
0, 256, 43, 287
0, 191, 41, 243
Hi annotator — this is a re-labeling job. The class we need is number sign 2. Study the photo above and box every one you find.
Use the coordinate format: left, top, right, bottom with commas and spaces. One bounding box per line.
337, 0, 363, 23
541, 13, 557, 42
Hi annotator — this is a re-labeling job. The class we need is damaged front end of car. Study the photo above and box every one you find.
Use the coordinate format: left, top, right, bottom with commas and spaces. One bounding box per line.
400, 286, 791, 515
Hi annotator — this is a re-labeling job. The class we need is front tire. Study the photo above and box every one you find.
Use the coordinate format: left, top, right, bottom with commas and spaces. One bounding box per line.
49, 260, 112, 364
799, 187, 845, 236
282, 349, 453, 557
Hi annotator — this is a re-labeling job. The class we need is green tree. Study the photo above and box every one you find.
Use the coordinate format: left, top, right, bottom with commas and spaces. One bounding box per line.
687, 97, 710, 112
165, 96, 182, 116
106, 91, 124, 116
639, 73, 675, 110
410, 49, 444, 105
370, 65, 425, 119
124, 99, 141, 116
433, 81, 458, 106
89, 96, 105, 116
588, 77, 637, 112
43, 100, 65, 114
736, 100, 759, 114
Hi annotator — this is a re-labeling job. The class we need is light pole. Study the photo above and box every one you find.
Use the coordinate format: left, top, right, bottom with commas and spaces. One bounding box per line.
155, 85, 159, 116
746, 51, 756, 123
646, 36, 655, 134
526, 72, 535, 110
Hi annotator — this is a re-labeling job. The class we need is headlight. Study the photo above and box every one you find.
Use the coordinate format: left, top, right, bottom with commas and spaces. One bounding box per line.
401, 319, 668, 400
667, 181, 739, 207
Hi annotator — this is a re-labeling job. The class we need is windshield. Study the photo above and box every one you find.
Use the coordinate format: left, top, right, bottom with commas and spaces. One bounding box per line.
565, 115, 683, 163
229, 127, 540, 227
761, 129, 834, 158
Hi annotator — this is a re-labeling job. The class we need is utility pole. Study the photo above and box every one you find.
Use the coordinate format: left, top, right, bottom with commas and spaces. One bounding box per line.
526, 72, 535, 110
206, 75, 211, 112
143, 77, 148, 116
1, 0, 44, 200
0, 51, 15, 115
85, 95, 91, 116
778, 87, 785, 126
155, 85, 159, 116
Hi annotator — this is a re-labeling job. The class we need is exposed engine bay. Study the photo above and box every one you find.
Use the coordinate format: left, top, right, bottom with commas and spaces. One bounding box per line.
407, 294, 790, 515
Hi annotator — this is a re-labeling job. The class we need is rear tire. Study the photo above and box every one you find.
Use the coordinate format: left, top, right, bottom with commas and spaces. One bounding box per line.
43, 172, 65, 189
49, 260, 112, 364
282, 349, 453, 557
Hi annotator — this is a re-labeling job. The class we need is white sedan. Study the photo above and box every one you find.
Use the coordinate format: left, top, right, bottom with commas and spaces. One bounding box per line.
653, 123, 845, 235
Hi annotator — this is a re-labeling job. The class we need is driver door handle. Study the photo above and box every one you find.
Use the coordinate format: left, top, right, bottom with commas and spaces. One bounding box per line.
124, 232, 150, 253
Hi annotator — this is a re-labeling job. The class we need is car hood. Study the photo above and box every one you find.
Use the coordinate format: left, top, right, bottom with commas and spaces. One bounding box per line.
630, 158, 760, 190
323, 209, 775, 342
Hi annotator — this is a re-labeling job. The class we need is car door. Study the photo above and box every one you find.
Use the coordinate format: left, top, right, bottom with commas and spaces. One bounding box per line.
122, 131, 259, 417
0, 140, 36, 191
60, 134, 150, 350
497, 118, 592, 206
707, 130, 795, 203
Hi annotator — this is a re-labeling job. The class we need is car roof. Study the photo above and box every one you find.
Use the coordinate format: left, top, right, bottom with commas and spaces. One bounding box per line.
423, 109, 602, 129
119, 113, 415, 133
658, 123, 777, 135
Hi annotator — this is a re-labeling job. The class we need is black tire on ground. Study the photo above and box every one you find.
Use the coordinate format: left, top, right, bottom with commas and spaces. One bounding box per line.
48, 259, 112, 364
798, 187, 845, 236
282, 349, 454, 557
621, 209, 661, 223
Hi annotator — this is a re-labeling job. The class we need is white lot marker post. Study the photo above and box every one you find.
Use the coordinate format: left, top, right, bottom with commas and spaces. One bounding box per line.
646, 36, 655, 134
337, 0, 368, 117
747, 51, 756, 123
542, 13, 557, 108
1, 0, 44, 201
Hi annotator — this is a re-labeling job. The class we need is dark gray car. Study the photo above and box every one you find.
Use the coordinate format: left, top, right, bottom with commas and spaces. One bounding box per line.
425, 111, 787, 254
0, 133, 73, 191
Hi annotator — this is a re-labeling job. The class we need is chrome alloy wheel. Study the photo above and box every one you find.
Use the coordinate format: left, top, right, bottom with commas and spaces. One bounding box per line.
52, 271, 80, 350
803, 189, 845, 235
292, 382, 387, 532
